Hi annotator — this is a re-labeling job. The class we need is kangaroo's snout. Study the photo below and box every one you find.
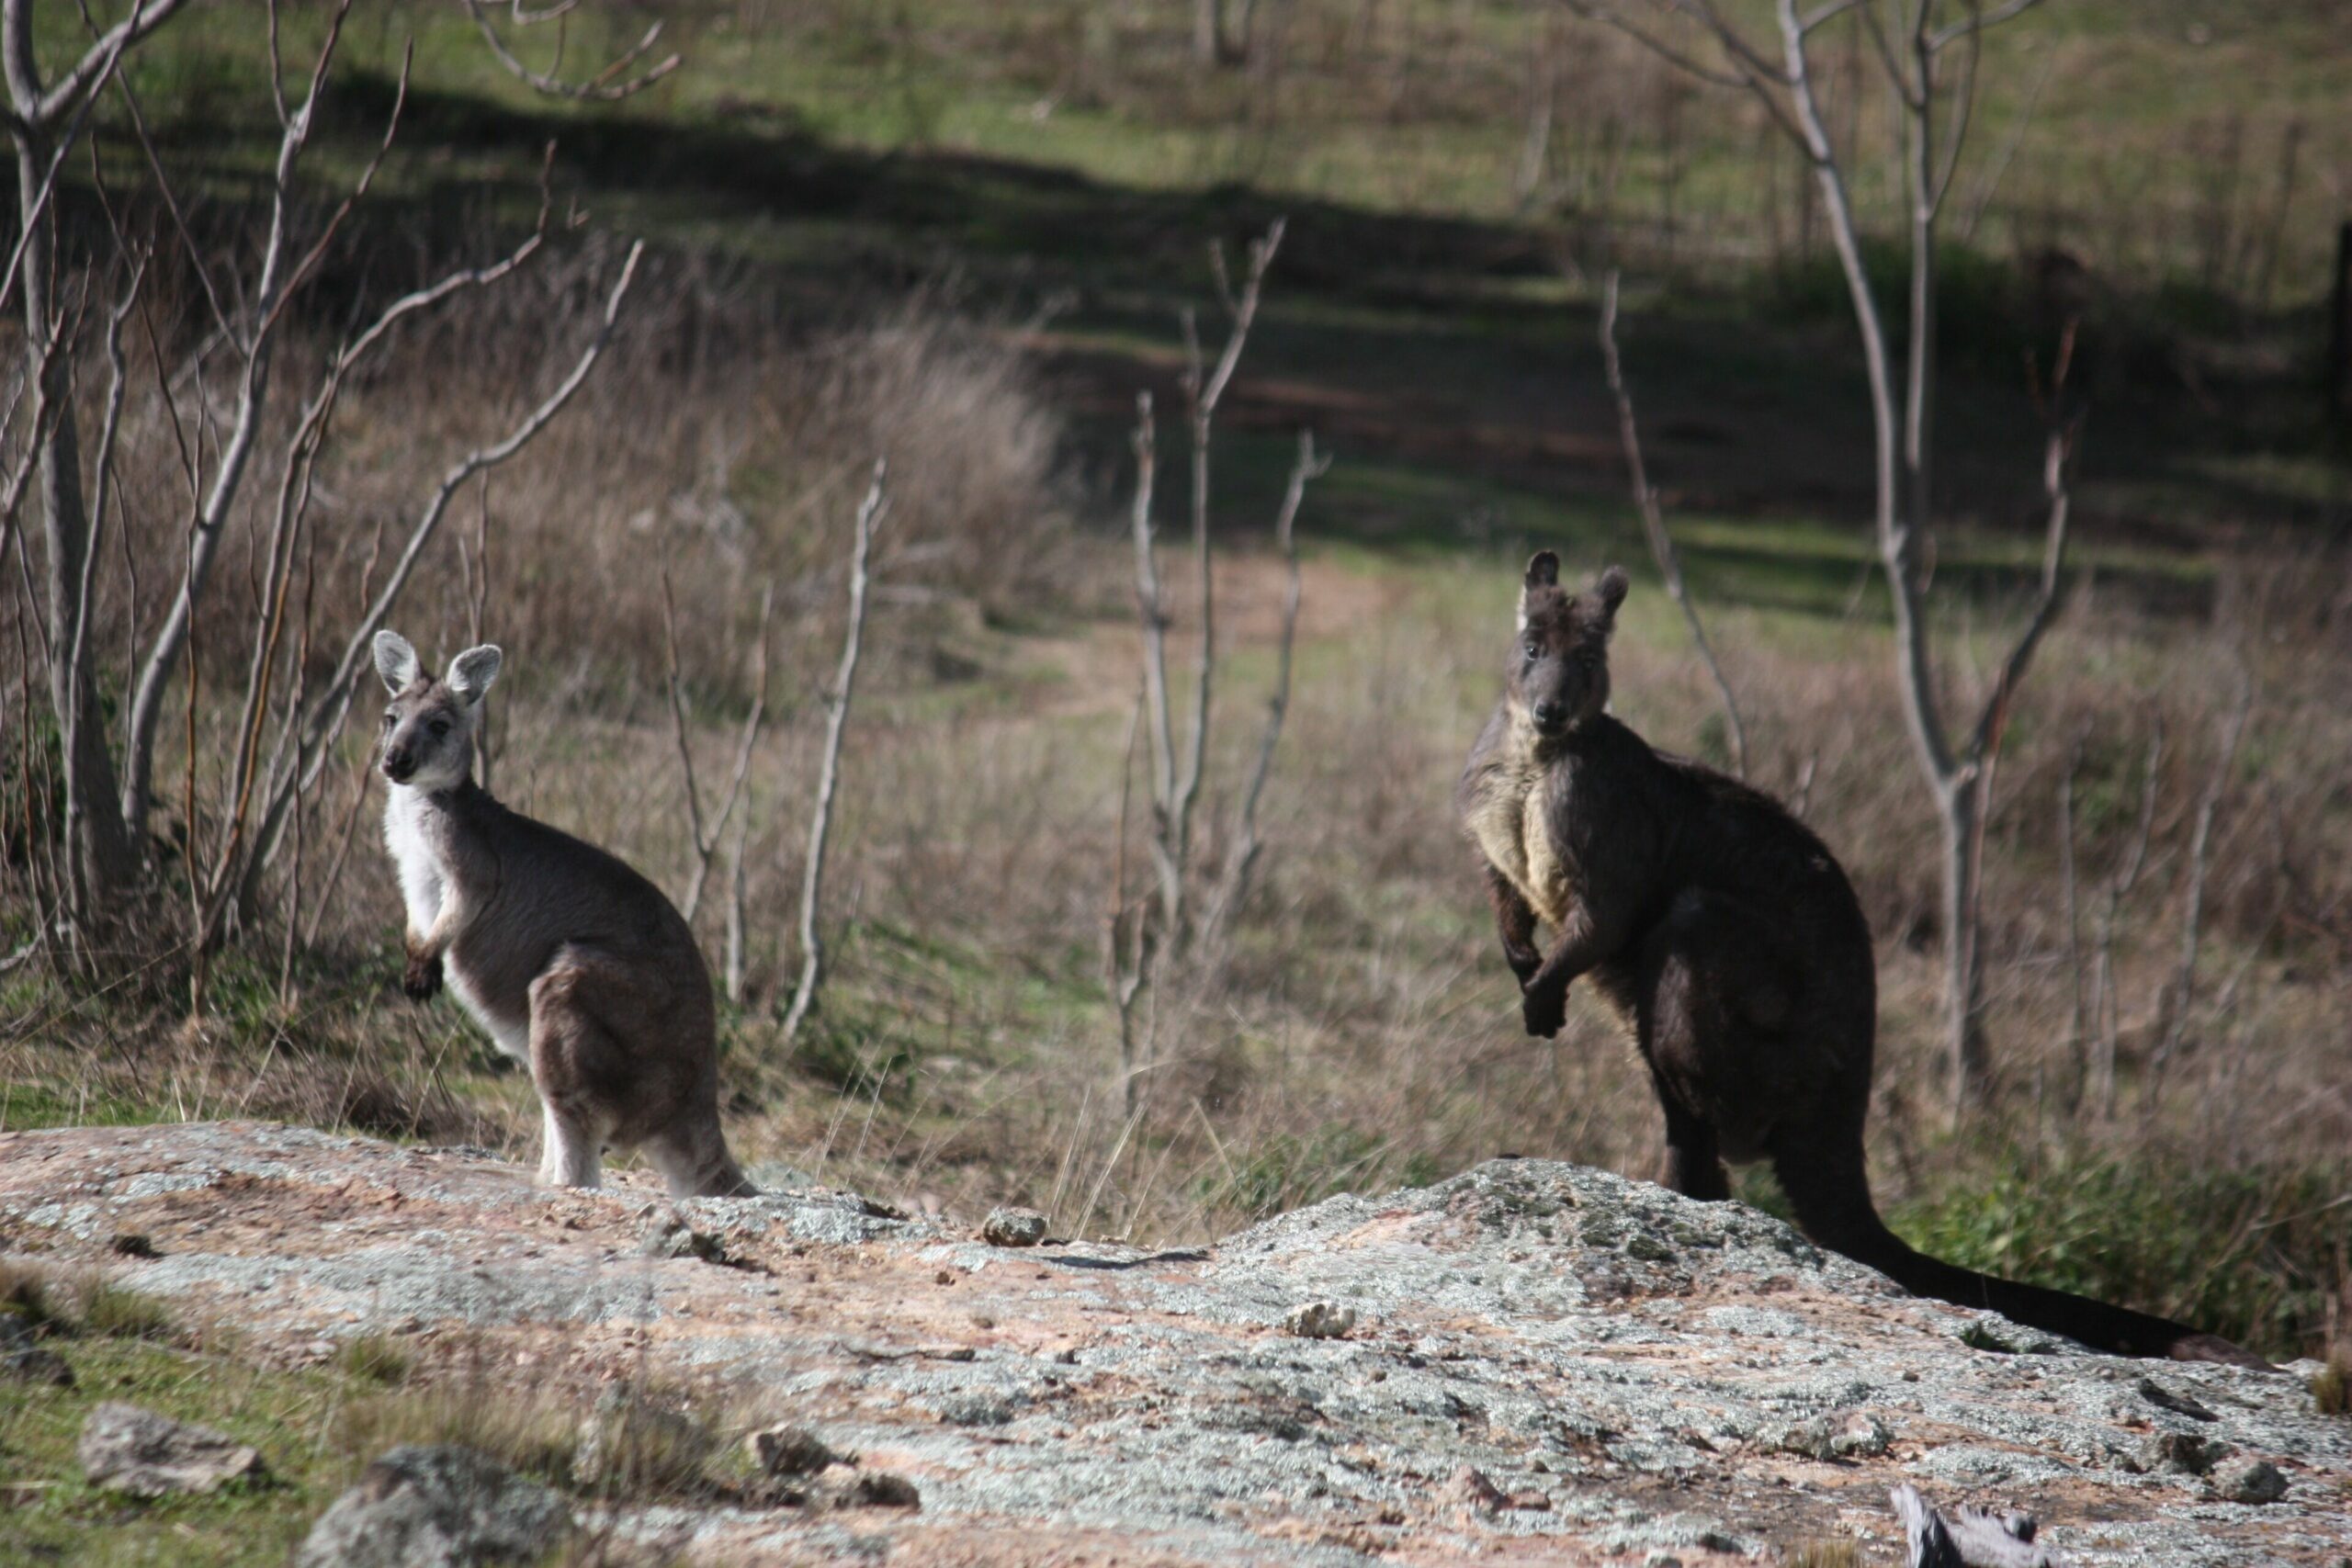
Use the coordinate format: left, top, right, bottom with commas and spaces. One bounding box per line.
1532, 700, 1566, 734
381, 747, 416, 784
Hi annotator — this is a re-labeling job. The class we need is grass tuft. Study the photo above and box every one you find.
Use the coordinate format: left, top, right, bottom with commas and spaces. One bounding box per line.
0, 1262, 180, 1345
332, 1380, 579, 1488
2313, 1345, 2350, 1417
1785, 1540, 1862, 1568
330, 1334, 413, 1387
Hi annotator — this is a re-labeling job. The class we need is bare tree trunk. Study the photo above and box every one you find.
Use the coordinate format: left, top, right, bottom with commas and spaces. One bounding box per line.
1939, 778, 1986, 1111
4, 9, 137, 919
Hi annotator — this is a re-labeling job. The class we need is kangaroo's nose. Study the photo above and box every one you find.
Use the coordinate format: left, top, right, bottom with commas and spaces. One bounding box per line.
1532, 701, 1565, 729
382, 749, 413, 781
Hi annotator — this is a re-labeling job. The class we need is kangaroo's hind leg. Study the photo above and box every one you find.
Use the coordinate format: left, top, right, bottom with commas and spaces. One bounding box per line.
642, 1110, 756, 1200
1634, 889, 1799, 1192
526, 952, 643, 1190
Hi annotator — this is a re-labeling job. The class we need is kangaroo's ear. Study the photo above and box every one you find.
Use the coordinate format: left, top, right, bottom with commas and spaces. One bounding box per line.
373, 631, 421, 694
446, 645, 503, 705
1519, 550, 1560, 631
1591, 565, 1631, 627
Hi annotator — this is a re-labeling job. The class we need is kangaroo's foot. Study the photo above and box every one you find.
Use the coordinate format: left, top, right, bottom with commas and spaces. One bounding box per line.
537, 1102, 604, 1190
644, 1118, 756, 1200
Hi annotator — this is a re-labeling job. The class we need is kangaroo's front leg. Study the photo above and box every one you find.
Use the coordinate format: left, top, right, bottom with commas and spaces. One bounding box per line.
402, 891, 467, 1002
1485, 863, 1543, 987
1521, 904, 1623, 1039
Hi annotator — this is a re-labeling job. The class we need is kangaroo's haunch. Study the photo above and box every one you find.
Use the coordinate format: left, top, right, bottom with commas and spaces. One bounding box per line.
1456, 551, 2267, 1370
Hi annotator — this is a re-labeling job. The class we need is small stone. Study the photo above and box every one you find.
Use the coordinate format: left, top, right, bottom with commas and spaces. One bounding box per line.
1829, 1411, 1893, 1458
848, 1471, 921, 1508
78, 1402, 266, 1497
2137, 1376, 2219, 1422
748, 1424, 842, 1478
1444, 1465, 1510, 1515
2207, 1456, 2288, 1505
1776, 1416, 1831, 1459
109, 1233, 156, 1258
1282, 1301, 1358, 1339
2145, 1429, 2229, 1476
297, 1444, 571, 1567
636, 1212, 726, 1263
980, 1207, 1047, 1247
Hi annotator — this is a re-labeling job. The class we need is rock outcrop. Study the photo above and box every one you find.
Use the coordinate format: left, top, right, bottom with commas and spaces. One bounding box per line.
3, 1122, 2345, 1564
77, 1400, 267, 1497
296, 1443, 573, 1568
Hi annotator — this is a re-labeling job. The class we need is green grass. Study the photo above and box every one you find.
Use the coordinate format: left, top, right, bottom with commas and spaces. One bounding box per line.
0, 1338, 358, 1567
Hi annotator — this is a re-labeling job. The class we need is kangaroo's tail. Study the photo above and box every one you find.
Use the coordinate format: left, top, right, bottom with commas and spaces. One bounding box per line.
1770, 1135, 2272, 1371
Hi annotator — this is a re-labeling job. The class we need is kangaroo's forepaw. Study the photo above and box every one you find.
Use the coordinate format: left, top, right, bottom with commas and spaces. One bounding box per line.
1521, 985, 1566, 1039
401, 948, 443, 1001
1503, 944, 1543, 987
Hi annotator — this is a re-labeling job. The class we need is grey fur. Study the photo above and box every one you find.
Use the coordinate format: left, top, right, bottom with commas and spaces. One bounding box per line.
376, 633, 752, 1199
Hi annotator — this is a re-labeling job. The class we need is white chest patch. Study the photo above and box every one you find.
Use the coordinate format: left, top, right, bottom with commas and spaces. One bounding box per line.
1466, 745, 1575, 928
382, 786, 445, 936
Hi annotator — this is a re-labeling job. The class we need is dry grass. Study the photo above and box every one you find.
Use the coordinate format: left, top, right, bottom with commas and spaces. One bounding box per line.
0, 1262, 184, 1347
1783, 1540, 1864, 1568
2314, 1345, 2351, 1417
331, 1376, 581, 1489
329, 1364, 739, 1507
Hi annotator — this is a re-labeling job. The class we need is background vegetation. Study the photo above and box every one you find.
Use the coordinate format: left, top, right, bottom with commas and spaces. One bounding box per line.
2, 0, 2346, 1401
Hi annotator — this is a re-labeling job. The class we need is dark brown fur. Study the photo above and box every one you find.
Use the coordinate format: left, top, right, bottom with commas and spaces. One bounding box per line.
1458, 552, 2267, 1370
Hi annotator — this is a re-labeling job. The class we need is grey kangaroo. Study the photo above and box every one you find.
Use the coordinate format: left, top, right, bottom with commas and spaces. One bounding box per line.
374, 631, 753, 1199
1459, 553, 2265, 1369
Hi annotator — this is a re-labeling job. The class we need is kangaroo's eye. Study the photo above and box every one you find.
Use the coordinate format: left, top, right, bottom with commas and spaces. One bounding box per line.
1521, 641, 1541, 665
382, 712, 396, 729
428, 721, 450, 739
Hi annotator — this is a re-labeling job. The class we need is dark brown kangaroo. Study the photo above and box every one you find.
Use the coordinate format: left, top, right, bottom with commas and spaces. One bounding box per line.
1459, 552, 2267, 1370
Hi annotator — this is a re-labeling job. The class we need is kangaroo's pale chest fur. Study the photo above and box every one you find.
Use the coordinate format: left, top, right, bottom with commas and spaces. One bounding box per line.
382, 786, 446, 934
1466, 732, 1575, 928
382, 784, 526, 1060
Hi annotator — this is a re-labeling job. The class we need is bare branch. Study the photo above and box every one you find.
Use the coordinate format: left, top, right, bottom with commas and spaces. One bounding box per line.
1127, 393, 1175, 818
2152, 668, 2254, 1091
243, 243, 645, 873
461, 0, 681, 101
1104, 687, 1151, 1116
1600, 272, 1747, 779
2092, 719, 2164, 1119
782, 461, 886, 1045
1928, 0, 2049, 52
1206, 429, 1327, 934
1159, 220, 1285, 948
119, 0, 378, 834
30, 0, 189, 128
1962, 324, 2082, 769
671, 578, 775, 922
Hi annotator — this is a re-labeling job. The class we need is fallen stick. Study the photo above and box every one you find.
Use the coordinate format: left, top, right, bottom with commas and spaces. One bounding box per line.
1890, 1484, 2056, 1567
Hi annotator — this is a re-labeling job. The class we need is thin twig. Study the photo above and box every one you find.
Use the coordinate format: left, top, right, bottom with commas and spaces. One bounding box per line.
1599, 271, 1746, 778
782, 461, 886, 1044
1205, 429, 1326, 935
460, 0, 679, 99
2151, 668, 2254, 1095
